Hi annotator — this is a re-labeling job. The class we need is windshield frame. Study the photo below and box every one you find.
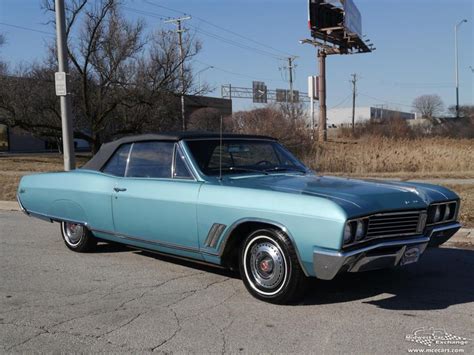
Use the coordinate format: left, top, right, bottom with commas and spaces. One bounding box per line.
182, 138, 309, 178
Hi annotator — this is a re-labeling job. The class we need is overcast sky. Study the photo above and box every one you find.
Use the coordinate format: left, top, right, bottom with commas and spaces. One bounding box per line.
1, 0, 472, 113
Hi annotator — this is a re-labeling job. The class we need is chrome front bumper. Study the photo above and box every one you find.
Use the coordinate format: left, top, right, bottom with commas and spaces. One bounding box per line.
313, 223, 462, 280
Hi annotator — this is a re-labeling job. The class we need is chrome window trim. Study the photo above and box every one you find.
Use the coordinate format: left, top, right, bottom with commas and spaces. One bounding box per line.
172, 143, 195, 180
178, 140, 205, 181
124, 143, 134, 177
100, 142, 133, 177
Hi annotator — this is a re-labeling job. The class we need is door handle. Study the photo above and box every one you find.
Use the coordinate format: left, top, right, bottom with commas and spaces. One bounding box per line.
114, 187, 127, 192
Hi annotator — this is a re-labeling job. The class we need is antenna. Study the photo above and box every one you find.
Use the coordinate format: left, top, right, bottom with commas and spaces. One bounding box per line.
218, 115, 223, 181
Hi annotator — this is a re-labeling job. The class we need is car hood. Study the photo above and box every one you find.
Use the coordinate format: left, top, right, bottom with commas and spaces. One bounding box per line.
222, 174, 458, 216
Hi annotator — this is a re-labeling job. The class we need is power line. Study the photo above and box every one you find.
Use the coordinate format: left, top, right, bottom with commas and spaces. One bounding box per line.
143, 0, 294, 58
194, 59, 285, 83
358, 92, 414, 108
0, 22, 55, 37
124, 6, 283, 59
329, 94, 351, 109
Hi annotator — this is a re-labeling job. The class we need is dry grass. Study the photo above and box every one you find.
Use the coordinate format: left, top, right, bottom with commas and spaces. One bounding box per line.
443, 184, 474, 228
0, 173, 22, 201
302, 137, 474, 178
0, 146, 473, 227
0, 154, 89, 201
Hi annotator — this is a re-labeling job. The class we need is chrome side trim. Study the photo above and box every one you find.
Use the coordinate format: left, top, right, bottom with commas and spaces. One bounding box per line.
26, 209, 88, 226
204, 223, 227, 248
89, 227, 209, 255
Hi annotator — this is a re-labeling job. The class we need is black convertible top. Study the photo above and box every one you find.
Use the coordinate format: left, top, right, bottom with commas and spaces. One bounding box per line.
82, 131, 276, 171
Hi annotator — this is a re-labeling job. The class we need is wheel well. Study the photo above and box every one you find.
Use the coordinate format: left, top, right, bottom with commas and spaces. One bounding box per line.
221, 221, 284, 271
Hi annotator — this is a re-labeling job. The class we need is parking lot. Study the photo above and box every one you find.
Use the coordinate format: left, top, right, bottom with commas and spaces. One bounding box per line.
1, 210, 473, 353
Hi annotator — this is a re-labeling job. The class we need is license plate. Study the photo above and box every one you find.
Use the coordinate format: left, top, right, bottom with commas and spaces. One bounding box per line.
400, 246, 420, 265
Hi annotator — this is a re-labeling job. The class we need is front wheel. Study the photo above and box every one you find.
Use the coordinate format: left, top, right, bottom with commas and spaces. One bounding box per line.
239, 228, 306, 304
60, 222, 97, 252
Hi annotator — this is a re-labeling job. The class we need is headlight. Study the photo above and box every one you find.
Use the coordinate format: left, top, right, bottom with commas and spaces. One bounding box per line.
355, 220, 366, 241
434, 205, 442, 222
443, 204, 451, 221
343, 223, 353, 244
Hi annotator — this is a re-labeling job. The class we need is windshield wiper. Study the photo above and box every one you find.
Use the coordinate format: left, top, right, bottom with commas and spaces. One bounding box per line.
264, 166, 307, 174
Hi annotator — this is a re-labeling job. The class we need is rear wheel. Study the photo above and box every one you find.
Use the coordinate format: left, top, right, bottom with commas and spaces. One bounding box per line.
239, 228, 306, 304
60, 222, 97, 252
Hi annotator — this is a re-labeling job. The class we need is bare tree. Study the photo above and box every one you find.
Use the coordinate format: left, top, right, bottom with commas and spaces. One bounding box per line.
188, 108, 221, 132
225, 106, 311, 155
447, 105, 474, 119
0, 33, 6, 74
0, 1, 204, 152
412, 94, 444, 119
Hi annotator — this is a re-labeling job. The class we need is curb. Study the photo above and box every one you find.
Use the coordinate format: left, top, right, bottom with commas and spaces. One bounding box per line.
0, 201, 20, 211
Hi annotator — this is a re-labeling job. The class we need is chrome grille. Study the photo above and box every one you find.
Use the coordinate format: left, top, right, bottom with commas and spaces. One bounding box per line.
366, 211, 423, 239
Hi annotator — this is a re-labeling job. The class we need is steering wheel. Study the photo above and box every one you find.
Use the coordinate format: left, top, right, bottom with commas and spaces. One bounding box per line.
255, 160, 272, 166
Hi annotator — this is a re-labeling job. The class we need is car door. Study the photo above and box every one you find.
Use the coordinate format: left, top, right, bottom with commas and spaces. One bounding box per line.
110, 141, 203, 257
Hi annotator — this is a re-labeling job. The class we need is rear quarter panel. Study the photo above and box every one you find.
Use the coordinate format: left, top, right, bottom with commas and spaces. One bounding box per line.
18, 170, 116, 232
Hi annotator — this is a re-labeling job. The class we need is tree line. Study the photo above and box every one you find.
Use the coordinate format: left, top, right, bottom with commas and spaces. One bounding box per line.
0, 0, 207, 152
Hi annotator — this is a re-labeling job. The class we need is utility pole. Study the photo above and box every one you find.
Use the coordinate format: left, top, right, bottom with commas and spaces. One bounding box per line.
165, 16, 191, 131
318, 50, 327, 141
287, 57, 296, 104
54, 0, 75, 170
350, 73, 357, 133
454, 19, 467, 118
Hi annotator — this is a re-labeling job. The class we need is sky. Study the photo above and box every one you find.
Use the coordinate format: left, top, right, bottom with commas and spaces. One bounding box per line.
0, 0, 473, 113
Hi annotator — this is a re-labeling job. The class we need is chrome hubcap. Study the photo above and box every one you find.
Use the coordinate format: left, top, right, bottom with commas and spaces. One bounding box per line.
248, 240, 285, 290
64, 222, 84, 245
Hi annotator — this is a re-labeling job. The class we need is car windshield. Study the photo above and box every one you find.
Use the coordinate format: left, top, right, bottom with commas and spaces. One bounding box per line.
185, 139, 308, 176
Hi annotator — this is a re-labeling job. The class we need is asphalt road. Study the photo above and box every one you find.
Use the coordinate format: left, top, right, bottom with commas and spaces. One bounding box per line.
1, 211, 473, 354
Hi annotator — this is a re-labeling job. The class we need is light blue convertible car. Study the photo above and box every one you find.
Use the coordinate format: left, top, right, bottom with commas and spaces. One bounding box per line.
17, 133, 461, 303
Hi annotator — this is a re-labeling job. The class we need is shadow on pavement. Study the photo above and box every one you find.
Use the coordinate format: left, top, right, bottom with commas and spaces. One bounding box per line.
301, 247, 474, 310
134, 249, 240, 279
91, 240, 473, 309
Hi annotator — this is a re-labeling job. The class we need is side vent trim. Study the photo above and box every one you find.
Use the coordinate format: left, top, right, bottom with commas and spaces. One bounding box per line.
205, 223, 227, 249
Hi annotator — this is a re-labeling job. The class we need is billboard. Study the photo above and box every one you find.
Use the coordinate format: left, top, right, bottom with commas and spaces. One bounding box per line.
308, 0, 343, 35
307, 0, 370, 53
343, 0, 362, 37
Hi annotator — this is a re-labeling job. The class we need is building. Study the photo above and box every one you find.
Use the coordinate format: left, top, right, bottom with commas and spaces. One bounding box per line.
326, 106, 416, 128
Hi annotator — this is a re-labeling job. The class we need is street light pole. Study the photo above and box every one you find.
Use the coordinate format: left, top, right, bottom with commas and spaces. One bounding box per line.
196, 66, 213, 93
455, 19, 467, 118
55, 0, 75, 170
165, 16, 191, 131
